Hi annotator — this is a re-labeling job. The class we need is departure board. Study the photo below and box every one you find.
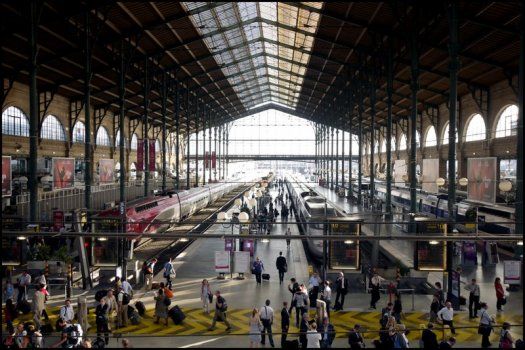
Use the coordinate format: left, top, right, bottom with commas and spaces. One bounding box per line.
329, 217, 362, 270
414, 217, 447, 271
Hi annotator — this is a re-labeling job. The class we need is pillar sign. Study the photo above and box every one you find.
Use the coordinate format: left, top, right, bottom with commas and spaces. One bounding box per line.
329, 217, 362, 270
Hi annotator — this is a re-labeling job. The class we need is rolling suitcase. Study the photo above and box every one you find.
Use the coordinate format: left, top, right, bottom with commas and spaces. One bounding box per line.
262, 273, 270, 281
17, 300, 31, 314
127, 305, 136, 318
135, 301, 146, 316
168, 305, 186, 325
284, 339, 299, 349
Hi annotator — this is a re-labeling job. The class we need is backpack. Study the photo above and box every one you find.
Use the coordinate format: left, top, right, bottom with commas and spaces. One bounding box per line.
121, 292, 130, 305
500, 331, 513, 349
163, 296, 171, 307
142, 260, 153, 274
218, 297, 228, 312
393, 333, 407, 349
65, 324, 82, 347
380, 313, 389, 328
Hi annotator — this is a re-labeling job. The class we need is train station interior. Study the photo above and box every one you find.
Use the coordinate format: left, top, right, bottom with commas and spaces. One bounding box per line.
1, 1, 524, 348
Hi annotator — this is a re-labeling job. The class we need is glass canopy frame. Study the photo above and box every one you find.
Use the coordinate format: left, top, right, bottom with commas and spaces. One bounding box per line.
182, 2, 323, 110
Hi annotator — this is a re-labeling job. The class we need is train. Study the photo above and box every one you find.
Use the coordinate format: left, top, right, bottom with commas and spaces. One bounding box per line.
93, 175, 251, 239
350, 178, 515, 237
285, 174, 343, 259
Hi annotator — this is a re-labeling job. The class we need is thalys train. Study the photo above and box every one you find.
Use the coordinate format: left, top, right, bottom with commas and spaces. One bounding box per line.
286, 174, 343, 259
93, 176, 251, 239
352, 178, 515, 236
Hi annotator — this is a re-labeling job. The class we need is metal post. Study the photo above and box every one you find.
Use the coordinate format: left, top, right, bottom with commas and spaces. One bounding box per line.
386, 45, 393, 221
186, 90, 190, 190
223, 126, 227, 180
335, 128, 339, 190
174, 81, 180, 191
410, 30, 419, 234
209, 112, 212, 183
203, 106, 206, 186
225, 125, 229, 179
214, 124, 218, 182
161, 72, 167, 191
330, 127, 334, 190
118, 40, 127, 279
348, 86, 353, 201
515, 0, 524, 242
143, 58, 149, 197
195, 97, 199, 187
218, 125, 222, 181
447, 1, 459, 309
28, 1, 39, 224
83, 10, 92, 220
341, 126, 345, 190
358, 85, 363, 206
370, 65, 376, 202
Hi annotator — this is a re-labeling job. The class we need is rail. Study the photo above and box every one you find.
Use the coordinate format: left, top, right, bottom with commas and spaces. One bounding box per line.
366, 286, 416, 311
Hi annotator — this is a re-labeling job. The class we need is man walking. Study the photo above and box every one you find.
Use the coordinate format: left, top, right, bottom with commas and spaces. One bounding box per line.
437, 301, 456, 335
143, 258, 157, 291
464, 278, 480, 318
208, 291, 231, 331
281, 302, 290, 348
17, 270, 31, 303
334, 272, 348, 310
369, 272, 385, 309
321, 281, 332, 319
276, 252, 287, 285
163, 258, 175, 290
116, 286, 129, 328
260, 299, 275, 347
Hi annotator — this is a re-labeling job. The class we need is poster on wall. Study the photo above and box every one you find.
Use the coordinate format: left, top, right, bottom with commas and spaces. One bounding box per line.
52, 157, 75, 190
211, 151, 217, 169
2, 156, 12, 197
503, 260, 521, 285
467, 157, 497, 203
214, 251, 230, 273
422, 158, 440, 193
137, 139, 144, 171
99, 159, 114, 183
149, 139, 156, 171
394, 159, 407, 185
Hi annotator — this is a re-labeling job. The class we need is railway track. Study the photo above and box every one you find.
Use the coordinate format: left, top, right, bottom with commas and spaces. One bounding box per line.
132, 182, 255, 275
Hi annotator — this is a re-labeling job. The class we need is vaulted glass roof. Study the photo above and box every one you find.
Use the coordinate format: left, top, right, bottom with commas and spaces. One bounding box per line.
182, 2, 323, 110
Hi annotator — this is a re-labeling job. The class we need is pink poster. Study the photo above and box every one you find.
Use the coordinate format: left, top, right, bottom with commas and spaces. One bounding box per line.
52, 157, 75, 189
137, 139, 144, 171
149, 139, 156, 171
99, 159, 114, 183
467, 157, 497, 204
2, 156, 11, 196
211, 151, 216, 169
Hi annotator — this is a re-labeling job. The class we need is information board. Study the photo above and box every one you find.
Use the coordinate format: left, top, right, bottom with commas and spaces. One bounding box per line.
504, 260, 521, 285
329, 218, 361, 270
414, 217, 447, 271
214, 251, 230, 273
233, 251, 250, 273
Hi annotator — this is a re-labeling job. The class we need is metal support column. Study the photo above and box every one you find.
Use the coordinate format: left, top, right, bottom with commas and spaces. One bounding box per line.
410, 31, 419, 229
386, 45, 394, 221
369, 66, 376, 202
118, 40, 127, 280
83, 10, 93, 220
218, 125, 222, 181
208, 113, 212, 183
335, 129, 339, 190
202, 107, 206, 186
330, 127, 334, 190
358, 88, 363, 206
214, 124, 218, 182
194, 97, 199, 187
161, 72, 167, 191
341, 127, 345, 190
348, 86, 353, 200
186, 90, 190, 190
143, 58, 150, 197
516, 0, 524, 241
174, 81, 180, 191
28, 1, 40, 224
447, 2, 459, 308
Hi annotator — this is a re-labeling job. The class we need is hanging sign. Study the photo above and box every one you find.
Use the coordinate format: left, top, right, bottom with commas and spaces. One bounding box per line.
149, 139, 156, 171
137, 139, 144, 171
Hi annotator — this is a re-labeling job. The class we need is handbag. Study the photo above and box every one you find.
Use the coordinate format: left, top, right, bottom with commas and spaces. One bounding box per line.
208, 292, 213, 303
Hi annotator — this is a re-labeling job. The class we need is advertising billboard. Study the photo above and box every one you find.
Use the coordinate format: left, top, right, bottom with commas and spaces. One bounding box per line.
2, 156, 12, 197
52, 157, 75, 190
99, 159, 114, 183
422, 158, 440, 193
137, 139, 144, 171
149, 139, 156, 171
467, 157, 497, 203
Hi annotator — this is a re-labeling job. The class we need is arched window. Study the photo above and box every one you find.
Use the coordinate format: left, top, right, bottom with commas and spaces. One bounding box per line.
41, 115, 66, 141
442, 122, 458, 145
130, 133, 138, 150
96, 126, 111, 146
465, 113, 486, 142
72, 121, 85, 143
381, 139, 387, 153
115, 129, 127, 148
155, 139, 161, 154
416, 130, 420, 147
399, 134, 407, 151
424, 126, 437, 147
391, 137, 396, 151
2, 106, 29, 136
495, 105, 518, 138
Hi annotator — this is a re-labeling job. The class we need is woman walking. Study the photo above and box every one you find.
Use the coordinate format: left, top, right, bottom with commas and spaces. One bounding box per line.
154, 288, 169, 326
248, 308, 262, 348
494, 277, 506, 311
252, 257, 264, 285
201, 279, 212, 314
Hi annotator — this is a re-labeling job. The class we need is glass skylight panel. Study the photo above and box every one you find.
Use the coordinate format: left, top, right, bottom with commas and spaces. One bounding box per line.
182, 2, 322, 109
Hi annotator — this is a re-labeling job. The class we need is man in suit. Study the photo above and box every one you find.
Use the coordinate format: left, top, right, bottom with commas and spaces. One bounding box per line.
299, 312, 310, 349
348, 324, 365, 349
334, 272, 349, 310
421, 323, 439, 350
276, 252, 288, 285
281, 301, 290, 348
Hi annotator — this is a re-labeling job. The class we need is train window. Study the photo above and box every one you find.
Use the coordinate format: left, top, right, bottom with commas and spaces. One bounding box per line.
136, 201, 158, 213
